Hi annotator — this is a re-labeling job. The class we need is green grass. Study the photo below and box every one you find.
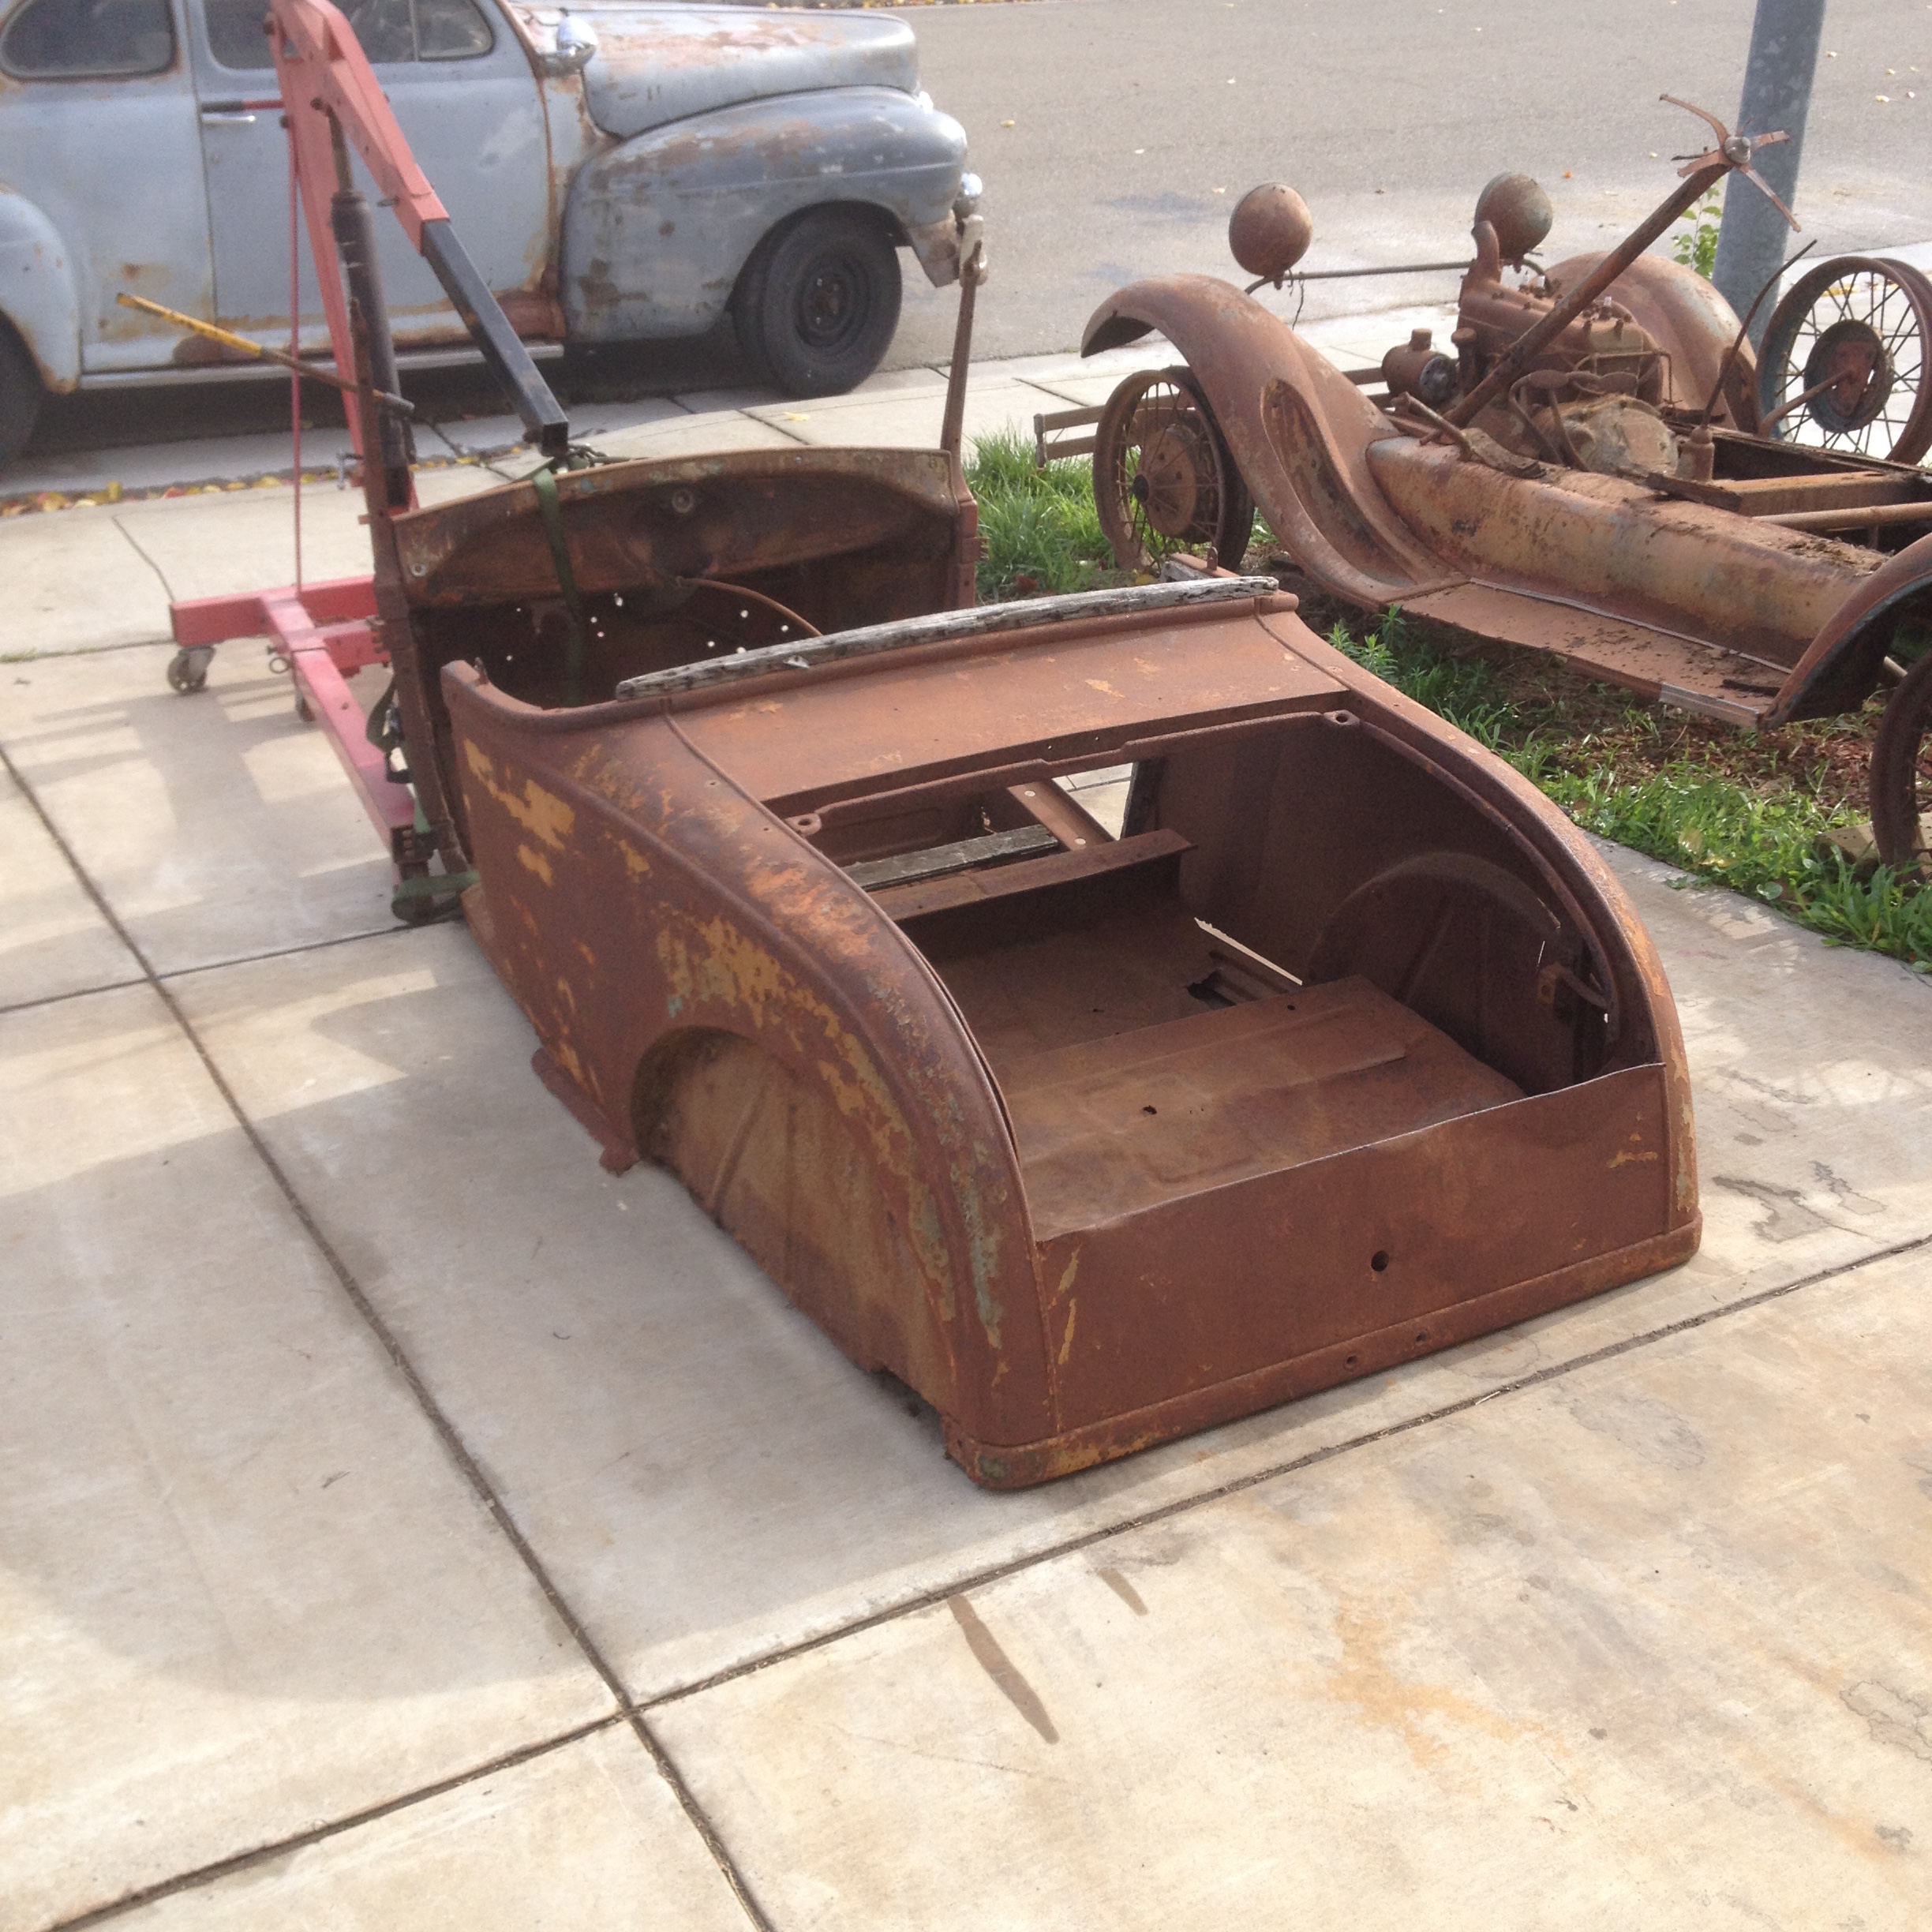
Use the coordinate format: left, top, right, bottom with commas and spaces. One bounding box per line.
966, 432, 1120, 600
1334, 613, 1932, 974
963, 442, 1932, 974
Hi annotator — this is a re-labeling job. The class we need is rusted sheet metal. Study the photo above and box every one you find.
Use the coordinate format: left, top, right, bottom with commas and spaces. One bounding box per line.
393, 446, 971, 606
1365, 439, 1881, 665
1767, 528, 1932, 724
1082, 276, 1453, 606
382, 448, 1698, 1484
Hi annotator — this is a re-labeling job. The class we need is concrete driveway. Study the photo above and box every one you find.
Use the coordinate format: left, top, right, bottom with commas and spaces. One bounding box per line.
3, 368, 1931, 1928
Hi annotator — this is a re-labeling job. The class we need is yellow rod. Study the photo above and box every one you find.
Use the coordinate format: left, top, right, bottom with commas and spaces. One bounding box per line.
114, 293, 413, 414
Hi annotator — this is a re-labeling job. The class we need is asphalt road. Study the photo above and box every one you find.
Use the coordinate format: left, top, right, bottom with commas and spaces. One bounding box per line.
893, 0, 1932, 364
22, 0, 1932, 462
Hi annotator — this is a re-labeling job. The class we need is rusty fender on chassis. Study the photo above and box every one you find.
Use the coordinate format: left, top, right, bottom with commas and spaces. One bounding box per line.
1080, 275, 1924, 725
435, 574, 1698, 1488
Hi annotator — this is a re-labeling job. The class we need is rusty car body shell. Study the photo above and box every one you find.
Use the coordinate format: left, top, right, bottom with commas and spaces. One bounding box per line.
1082, 262, 1932, 734
367, 442, 1702, 1486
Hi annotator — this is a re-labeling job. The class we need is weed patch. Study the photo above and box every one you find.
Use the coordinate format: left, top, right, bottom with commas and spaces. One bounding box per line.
966, 432, 1121, 601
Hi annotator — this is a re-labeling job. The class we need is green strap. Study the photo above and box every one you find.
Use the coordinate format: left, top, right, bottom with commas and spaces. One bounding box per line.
391, 791, 477, 922
530, 463, 587, 707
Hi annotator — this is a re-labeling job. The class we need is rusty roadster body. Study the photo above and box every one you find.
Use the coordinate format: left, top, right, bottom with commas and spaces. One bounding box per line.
168, 8, 1700, 1486
377, 455, 1700, 1486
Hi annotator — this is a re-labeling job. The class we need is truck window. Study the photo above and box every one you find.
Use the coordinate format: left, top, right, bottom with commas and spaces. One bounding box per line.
204, 0, 492, 70
0, 0, 175, 77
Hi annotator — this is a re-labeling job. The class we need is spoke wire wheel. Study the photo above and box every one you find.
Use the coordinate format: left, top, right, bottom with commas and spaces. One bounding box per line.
1093, 369, 1253, 573
1870, 637, 1932, 874
1757, 256, 1932, 465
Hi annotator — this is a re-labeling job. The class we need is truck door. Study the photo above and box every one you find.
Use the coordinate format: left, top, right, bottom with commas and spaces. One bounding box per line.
188, 0, 556, 354
0, 0, 216, 375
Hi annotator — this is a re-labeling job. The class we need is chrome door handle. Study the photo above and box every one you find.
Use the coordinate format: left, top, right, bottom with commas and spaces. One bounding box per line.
200, 110, 258, 125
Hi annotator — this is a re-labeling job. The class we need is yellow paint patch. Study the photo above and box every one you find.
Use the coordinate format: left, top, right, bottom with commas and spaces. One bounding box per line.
517, 844, 553, 886
1050, 1251, 1079, 1306
1084, 679, 1122, 698
466, 749, 575, 851
618, 838, 651, 881
1056, 1300, 1078, 1367
1609, 1148, 1658, 1167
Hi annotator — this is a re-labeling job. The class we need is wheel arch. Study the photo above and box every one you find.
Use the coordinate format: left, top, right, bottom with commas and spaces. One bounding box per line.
1766, 530, 1932, 724
560, 89, 960, 343
0, 184, 80, 392
440, 665, 1054, 1447
1081, 274, 1454, 607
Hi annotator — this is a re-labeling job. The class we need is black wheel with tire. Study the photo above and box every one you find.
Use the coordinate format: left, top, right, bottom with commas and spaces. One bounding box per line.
0, 320, 45, 469
1870, 643, 1932, 874
167, 646, 213, 695
731, 209, 902, 398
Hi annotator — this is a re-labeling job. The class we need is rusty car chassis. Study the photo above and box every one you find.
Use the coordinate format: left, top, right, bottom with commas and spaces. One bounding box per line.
1073, 107, 1932, 873
169, 1, 1700, 1486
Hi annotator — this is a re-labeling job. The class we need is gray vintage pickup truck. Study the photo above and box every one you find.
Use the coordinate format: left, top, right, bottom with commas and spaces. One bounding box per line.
0, 0, 979, 462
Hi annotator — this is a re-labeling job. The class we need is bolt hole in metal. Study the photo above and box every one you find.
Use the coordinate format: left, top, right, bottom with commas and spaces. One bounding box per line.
1371, 1249, 1391, 1273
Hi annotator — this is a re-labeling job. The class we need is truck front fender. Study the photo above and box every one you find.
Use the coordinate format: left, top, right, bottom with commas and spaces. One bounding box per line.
0, 185, 80, 391
1082, 275, 1453, 609
561, 88, 966, 340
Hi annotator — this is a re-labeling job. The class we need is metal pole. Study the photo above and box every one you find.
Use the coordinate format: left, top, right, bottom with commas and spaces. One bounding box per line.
1712, 0, 1824, 344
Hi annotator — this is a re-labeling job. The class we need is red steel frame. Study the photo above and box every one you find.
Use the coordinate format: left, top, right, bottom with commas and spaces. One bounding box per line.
166, 0, 454, 878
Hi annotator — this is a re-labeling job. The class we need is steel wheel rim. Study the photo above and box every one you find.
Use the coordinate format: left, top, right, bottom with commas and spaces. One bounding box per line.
793, 254, 871, 353
1758, 257, 1932, 465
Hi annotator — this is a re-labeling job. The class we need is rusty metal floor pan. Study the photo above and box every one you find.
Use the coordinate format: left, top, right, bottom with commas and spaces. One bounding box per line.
996, 981, 1521, 1240
892, 824, 1522, 1238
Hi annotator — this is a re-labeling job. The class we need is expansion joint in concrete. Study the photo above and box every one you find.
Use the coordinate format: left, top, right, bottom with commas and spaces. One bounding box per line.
2, 739, 776, 1932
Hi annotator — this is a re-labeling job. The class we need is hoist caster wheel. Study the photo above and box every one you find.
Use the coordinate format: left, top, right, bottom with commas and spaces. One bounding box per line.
167, 646, 213, 695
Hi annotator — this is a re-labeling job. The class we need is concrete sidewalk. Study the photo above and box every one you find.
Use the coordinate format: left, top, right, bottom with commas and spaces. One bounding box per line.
0, 304, 1454, 509
2, 362, 1930, 1931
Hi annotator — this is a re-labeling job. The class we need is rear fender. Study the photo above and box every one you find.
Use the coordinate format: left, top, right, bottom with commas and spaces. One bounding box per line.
0, 186, 80, 391
442, 665, 1054, 1450
1766, 530, 1932, 724
1081, 275, 1455, 608
561, 89, 965, 339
